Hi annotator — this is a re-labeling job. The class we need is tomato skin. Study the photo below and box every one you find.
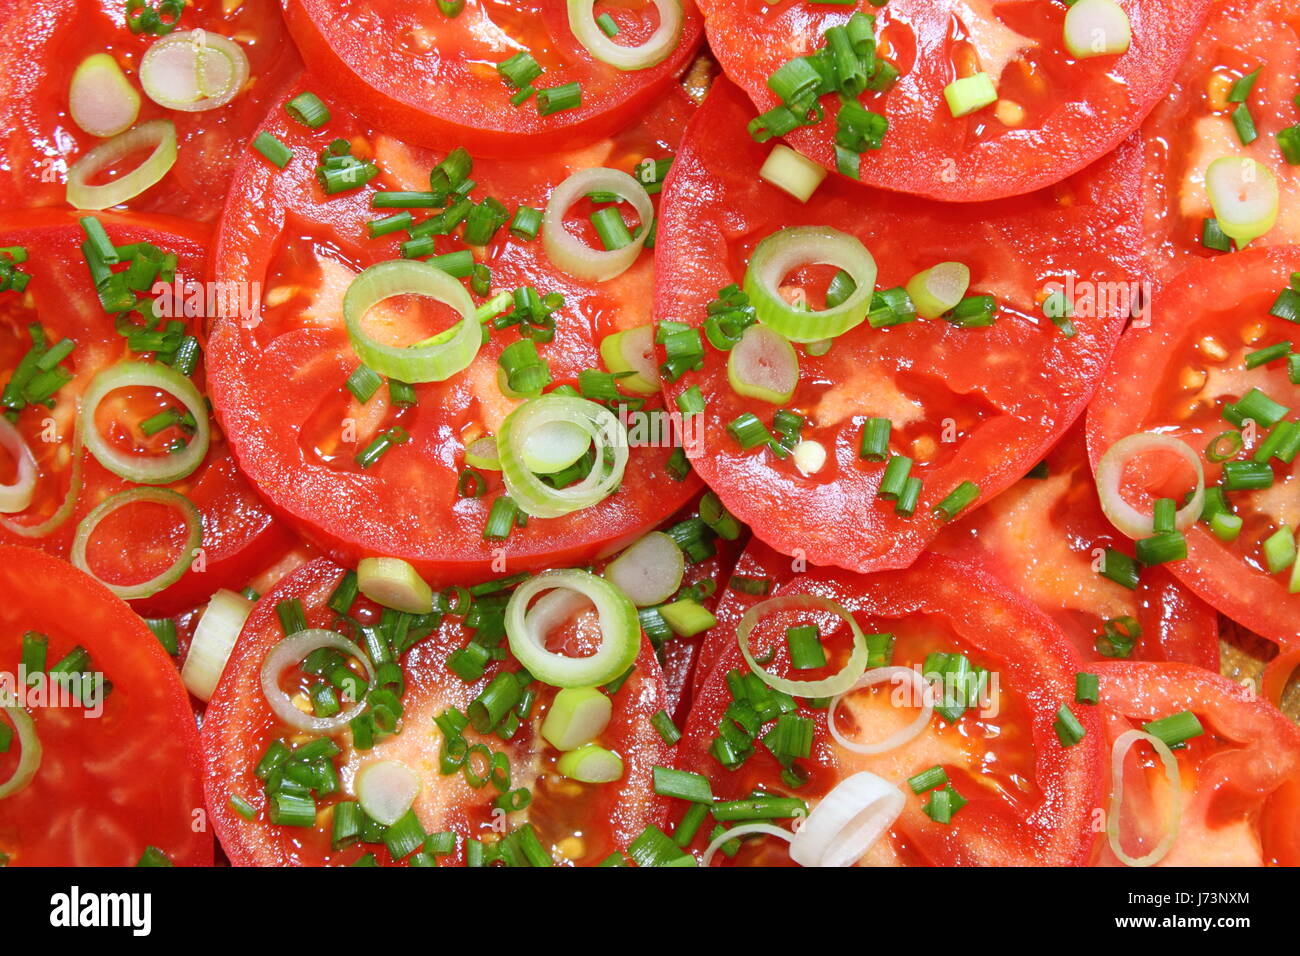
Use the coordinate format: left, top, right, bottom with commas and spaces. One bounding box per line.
656, 78, 1143, 577
683, 542, 1103, 866
281, 0, 704, 157
1087, 247, 1300, 651
0, 208, 293, 616
699, 0, 1211, 202
0, 544, 211, 866
1093, 661, 1300, 867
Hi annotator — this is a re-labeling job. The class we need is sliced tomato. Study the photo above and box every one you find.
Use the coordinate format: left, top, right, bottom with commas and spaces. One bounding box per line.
208, 76, 700, 585
699, 0, 1209, 202
0, 544, 210, 866
281, 0, 703, 156
933, 424, 1220, 668
679, 541, 1102, 866
1087, 247, 1300, 650
656, 78, 1142, 576
0, 0, 300, 223
202, 557, 674, 866
1093, 660, 1300, 866
0, 208, 293, 618
1141, 0, 1300, 279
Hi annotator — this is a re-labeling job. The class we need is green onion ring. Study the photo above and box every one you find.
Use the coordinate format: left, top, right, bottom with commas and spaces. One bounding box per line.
744, 226, 877, 343
543, 167, 654, 282
66, 119, 178, 211
139, 29, 250, 112
737, 594, 869, 698
567, 0, 683, 71
343, 260, 482, 383
71, 487, 202, 600
0, 413, 85, 539
81, 360, 210, 485
1096, 433, 1204, 541
1107, 729, 1182, 867
0, 701, 41, 799
0, 417, 38, 514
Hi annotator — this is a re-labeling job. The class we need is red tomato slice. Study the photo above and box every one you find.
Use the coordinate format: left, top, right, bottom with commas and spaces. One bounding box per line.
933, 424, 1220, 668
656, 78, 1143, 576
208, 77, 700, 585
0, 0, 300, 224
0, 208, 293, 618
1141, 0, 1300, 279
679, 541, 1103, 866
1093, 660, 1300, 866
281, 0, 703, 156
0, 544, 211, 866
698, 0, 1209, 202
1087, 247, 1300, 650
202, 558, 674, 866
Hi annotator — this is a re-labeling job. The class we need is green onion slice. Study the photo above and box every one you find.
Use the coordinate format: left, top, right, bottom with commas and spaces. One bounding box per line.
700, 823, 793, 867
139, 29, 250, 112
69, 53, 141, 138
0, 417, 38, 514
180, 588, 254, 702
543, 167, 654, 281
1205, 156, 1279, 249
343, 260, 482, 383
465, 435, 501, 471
787, 771, 905, 867
0, 414, 84, 540
1107, 729, 1182, 867
0, 700, 41, 799
71, 487, 201, 600
567, 0, 683, 71
260, 629, 376, 733
66, 119, 178, 210
604, 531, 684, 607
1096, 433, 1205, 541
827, 666, 935, 755
737, 594, 869, 698
743, 226, 877, 343
728, 323, 799, 404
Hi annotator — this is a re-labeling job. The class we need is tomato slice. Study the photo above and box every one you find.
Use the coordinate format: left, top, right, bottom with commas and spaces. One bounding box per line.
0, 544, 211, 866
698, 0, 1209, 202
0, 0, 300, 224
1141, 0, 1300, 279
281, 0, 704, 156
679, 541, 1102, 866
202, 557, 674, 866
1087, 247, 1300, 650
656, 78, 1142, 576
0, 208, 293, 617
208, 76, 701, 585
1093, 660, 1300, 866
933, 424, 1220, 668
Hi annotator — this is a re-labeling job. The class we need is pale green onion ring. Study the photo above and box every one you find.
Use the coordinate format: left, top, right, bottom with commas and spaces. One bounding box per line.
71, 487, 202, 600
737, 594, 869, 698
261, 630, 375, 733
66, 119, 177, 210
543, 167, 654, 282
744, 226, 877, 343
505, 570, 640, 688
343, 259, 482, 383
0, 701, 41, 799
701, 823, 793, 867
465, 435, 501, 471
140, 29, 250, 112
0, 417, 38, 514
567, 0, 683, 71
81, 360, 210, 485
1108, 729, 1182, 867
498, 395, 628, 518
0, 414, 84, 539
827, 666, 934, 755
1096, 433, 1204, 541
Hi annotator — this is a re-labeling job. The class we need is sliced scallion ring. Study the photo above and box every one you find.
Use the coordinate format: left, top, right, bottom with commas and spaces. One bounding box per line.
1063, 0, 1132, 59
519, 419, 592, 475
827, 666, 935, 755
727, 322, 799, 403
701, 823, 793, 867
788, 772, 905, 867
1108, 729, 1182, 867
905, 261, 970, 320
1206, 156, 1279, 249
599, 325, 660, 395
140, 29, 250, 112
71, 487, 202, 600
81, 360, 210, 484
543, 167, 654, 282
356, 759, 421, 826
737, 594, 869, 698
261, 629, 376, 734
181, 588, 254, 702
464, 435, 501, 471
69, 53, 141, 138
744, 226, 877, 342
66, 119, 177, 210
0, 417, 38, 514
505, 570, 640, 688
604, 531, 684, 607
498, 395, 628, 518
0, 701, 41, 800
0, 414, 84, 539
567, 0, 683, 71
1096, 433, 1205, 541
343, 260, 482, 383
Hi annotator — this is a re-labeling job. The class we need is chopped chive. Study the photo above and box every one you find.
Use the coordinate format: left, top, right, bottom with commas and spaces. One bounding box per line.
537, 82, 582, 116
934, 481, 979, 520
252, 131, 293, 168
906, 765, 948, 794
1075, 672, 1100, 705
286, 91, 331, 128
345, 364, 383, 403
1143, 710, 1204, 748
1053, 704, 1086, 747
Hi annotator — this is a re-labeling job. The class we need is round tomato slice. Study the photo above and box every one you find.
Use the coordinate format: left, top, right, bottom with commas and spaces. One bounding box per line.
1087, 247, 1300, 650
933, 424, 1220, 668
0, 0, 300, 224
656, 78, 1142, 576
1093, 660, 1300, 866
281, 0, 703, 156
0, 544, 210, 866
0, 208, 294, 618
699, 0, 1209, 202
208, 77, 700, 585
678, 541, 1102, 866
1141, 0, 1300, 279
202, 557, 673, 866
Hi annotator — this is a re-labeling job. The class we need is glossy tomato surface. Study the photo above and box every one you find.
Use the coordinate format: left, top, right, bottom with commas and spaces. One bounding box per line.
656, 78, 1143, 576
0, 544, 211, 865
679, 542, 1103, 866
0, 208, 293, 617
700, 0, 1209, 201
282, 0, 703, 155
208, 76, 701, 584
0, 0, 300, 223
